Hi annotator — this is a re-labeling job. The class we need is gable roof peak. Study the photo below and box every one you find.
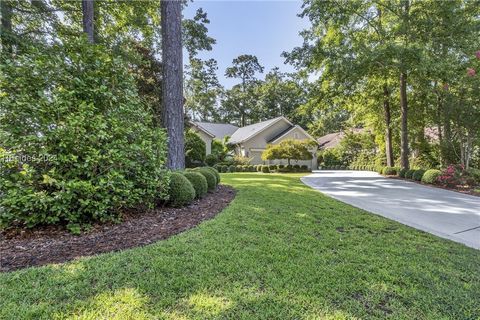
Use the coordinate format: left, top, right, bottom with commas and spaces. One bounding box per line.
228, 116, 292, 144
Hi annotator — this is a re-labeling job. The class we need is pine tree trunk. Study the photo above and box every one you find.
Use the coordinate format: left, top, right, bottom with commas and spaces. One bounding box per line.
81, 0, 94, 43
383, 85, 394, 167
400, 72, 409, 169
1, 0, 13, 55
161, 0, 185, 169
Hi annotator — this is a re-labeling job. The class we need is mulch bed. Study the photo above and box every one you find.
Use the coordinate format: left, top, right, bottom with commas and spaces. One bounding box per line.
387, 176, 480, 197
0, 185, 236, 272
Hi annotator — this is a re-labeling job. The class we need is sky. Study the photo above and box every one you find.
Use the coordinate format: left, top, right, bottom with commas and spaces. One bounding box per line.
183, 0, 310, 88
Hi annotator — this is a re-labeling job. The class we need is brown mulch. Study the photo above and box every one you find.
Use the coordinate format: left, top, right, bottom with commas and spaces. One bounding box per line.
0, 185, 236, 272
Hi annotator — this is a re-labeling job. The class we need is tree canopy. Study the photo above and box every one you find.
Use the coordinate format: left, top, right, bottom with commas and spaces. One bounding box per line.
262, 139, 316, 165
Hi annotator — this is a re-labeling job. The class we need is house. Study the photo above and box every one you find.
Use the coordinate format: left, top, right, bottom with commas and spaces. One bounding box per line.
191, 116, 318, 169
317, 128, 366, 149
317, 127, 438, 150
189, 122, 239, 155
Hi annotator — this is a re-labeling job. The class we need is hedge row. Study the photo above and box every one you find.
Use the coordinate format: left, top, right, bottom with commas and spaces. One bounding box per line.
319, 164, 443, 186
377, 166, 442, 184
215, 164, 311, 173
320, 165, 377, 171
168, 167, 220, 207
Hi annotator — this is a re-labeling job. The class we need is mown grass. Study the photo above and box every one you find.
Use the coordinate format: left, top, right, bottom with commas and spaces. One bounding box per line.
1, 173, 479, 319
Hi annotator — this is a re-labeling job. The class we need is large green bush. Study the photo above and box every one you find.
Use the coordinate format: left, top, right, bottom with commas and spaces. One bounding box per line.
382, 167, 397, 176
405, 169, 416, 179
182, 172, 208, 199
205, 167, 221, 184
421, 169, 442, 184
0, 42, 169, 230
193, 168, 217, 191
168, 172, 195, 207
185, 130, 206, 168
399, 168, 408, 178
413, 169, 426, 181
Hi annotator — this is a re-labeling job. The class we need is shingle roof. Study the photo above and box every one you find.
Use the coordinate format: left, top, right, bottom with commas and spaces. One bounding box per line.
228, 116, 289, 144
191, 122, 239, 140
317, 128, 365, 149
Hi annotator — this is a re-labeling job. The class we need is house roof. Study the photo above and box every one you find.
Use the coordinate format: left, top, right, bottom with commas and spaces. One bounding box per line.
191, 122, 239, 140
228, 116, 292, 144
268, 125, 317, 144
267, 125, 294, 143
317, 128, 365, 149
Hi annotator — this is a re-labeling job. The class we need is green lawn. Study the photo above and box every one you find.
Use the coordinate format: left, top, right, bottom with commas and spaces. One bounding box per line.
1, 173, 479, 319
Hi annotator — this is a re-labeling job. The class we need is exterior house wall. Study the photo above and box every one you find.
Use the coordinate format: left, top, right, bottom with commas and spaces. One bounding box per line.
239, 120, 291, 165
191, 128, 212, 155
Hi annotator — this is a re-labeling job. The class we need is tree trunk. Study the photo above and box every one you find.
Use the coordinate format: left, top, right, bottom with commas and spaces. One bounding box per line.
81, 0, 94, 43
161, 0, 185, 169
383, 85, 394, 167
399, 72, 409, 169
1, 0, 13, 55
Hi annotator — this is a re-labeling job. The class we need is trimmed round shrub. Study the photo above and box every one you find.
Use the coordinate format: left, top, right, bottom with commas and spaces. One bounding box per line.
405, 169, 416, 179
168, 172, 195, 207
413, 169, 426, 181
268, 164, 277, 171
278, 164, 285, 169
248, 165, 255, 172
193, 168, 217, 191
421, 169, 441, 184
261, 165, 270, 173
182, 171, 208, 199
382, 166, 397, 176
256, 165, 262, 172
399, 168, 408, 178
236, 165, 244, 172
205, 166, 220, 184
301, 165, 308, 172
228, 165, 236, 173
221, 165, 228, 173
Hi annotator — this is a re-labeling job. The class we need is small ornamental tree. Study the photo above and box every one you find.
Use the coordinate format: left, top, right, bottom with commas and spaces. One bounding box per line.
262, 139, 315, 165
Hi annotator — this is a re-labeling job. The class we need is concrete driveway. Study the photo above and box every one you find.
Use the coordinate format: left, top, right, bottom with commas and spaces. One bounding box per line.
301, 171, 480, 249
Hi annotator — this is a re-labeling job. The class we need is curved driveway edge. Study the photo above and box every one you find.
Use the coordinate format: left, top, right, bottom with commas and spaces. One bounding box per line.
301, 170, 480, 249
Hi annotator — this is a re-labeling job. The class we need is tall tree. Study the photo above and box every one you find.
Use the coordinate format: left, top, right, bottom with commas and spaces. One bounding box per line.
225, 54, 264, 126
185, 58, 222, 121
161, 0, 185, 169
81, 0, 94, 43
398, 0, 411, 169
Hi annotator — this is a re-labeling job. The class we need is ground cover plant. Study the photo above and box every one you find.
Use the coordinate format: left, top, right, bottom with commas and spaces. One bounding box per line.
1, 173, 478, 319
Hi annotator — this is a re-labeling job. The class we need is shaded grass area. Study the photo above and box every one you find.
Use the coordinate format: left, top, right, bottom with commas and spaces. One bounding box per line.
1, 173, 479, 319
